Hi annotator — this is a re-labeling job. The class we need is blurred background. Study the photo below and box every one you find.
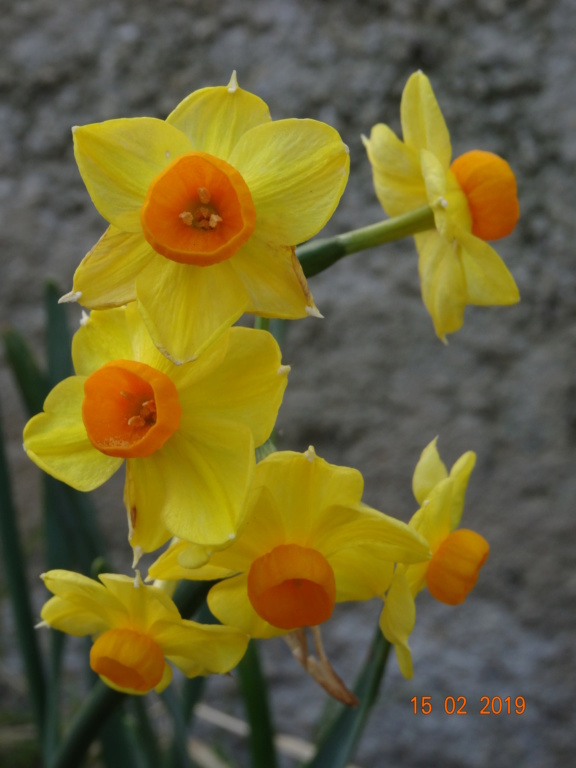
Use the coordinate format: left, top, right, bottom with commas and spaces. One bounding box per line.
1, 0, 575, 765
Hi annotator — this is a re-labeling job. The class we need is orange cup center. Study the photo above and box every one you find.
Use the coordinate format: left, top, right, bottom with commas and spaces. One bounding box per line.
450, 150, 519, 241
247, 543, 336, 630
425, 528, 490, 605
140, 151, 256, 266
90, 628, 165, 694
82, 360, 181, 458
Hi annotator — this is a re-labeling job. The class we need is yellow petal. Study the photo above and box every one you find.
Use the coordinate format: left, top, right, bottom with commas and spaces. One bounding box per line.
199, 484, 287, 574
70, 226, 156, 309
153, 619, 248, 676
458, 229, 520, 306
313, 503, 430, 565
412, 437, 448, 505
401, 72, 451, 169
124, 458, 172, 555
208, 574, 285, 639
379, 570, 415, 679
180, 326, 288, 448
98, 573, 181, 627
415, 230, 466, 341
24, 378, 122, 491
73, 118, 193, 232
229, 238, 317, 318
448, 451, 476, 530
135, 259, 250, 364
153, 421, 255, 547
253, 449, 364, 542
41, 570, 124, 630
167, 78, 271, 161
40, 595, 109, 636
72, 307, 133, 376
409, 478, 453, 553
229, 118, 350, 246
329, 548, 395, 601
362, 124, 427, 217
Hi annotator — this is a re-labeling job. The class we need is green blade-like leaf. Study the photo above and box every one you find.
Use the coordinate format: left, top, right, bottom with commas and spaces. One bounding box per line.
0, 405, 46, 738
2, 327, 49, 416
305, 627, 391, 768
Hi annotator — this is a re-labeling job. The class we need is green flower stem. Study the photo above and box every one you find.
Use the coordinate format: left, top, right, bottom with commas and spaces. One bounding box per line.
254, 317, 270, 331
160, 687, 193, 768
306, 626, 391, 768
48, 682, 124, 768
296, 205, 434, 278
237, 640, 278, 768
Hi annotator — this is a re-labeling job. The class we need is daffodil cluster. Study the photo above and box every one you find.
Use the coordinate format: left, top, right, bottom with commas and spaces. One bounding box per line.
24, 72, 496, 701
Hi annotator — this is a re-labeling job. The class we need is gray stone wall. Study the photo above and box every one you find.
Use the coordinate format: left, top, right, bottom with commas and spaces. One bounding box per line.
1, 0, 575, 765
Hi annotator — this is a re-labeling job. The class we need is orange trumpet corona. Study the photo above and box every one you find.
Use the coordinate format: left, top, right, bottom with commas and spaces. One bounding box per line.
247, 544, 336, 630
82, 360, 181, 458
140, 152, 256, 265
90, 628, 165, 693
451, 150, 519, 241
425, 528, 490, 605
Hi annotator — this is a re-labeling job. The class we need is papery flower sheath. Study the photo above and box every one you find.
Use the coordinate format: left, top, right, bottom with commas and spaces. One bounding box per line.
23, 305, 289, 556
39, 570, 248, 695
379, 438, 489, 678
64, 72, 350, 363
149, 447, 430, 639
363, 71, 520, 341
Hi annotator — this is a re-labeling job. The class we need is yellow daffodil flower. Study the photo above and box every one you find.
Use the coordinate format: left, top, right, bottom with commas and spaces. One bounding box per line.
23, 305, 289, 556
379, 438, 490, 678
63, 72, 350, 363
149, 447, 430, 639
363, 71, 520, 341
39, 570, 248, 695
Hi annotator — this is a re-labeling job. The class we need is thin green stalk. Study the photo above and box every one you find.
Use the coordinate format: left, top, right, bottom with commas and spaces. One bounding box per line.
166, 677, 206, 768
160, 687, 193, 768
48, 682, 125, 768
173, 579, 216, 619
253, 317, 270, 331
296, 205, 434, 278
237, 640, 278, 768
131, 697, 162, 768
43, 631, 65, 764
0, 406, 46, 739
305, 626, 391, 768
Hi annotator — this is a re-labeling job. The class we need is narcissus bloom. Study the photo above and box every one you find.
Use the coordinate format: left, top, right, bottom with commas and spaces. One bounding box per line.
39, 570, 248, 695
23, 305, 288, 555
379, 439, 489, 678
149, 448, 430, 639
64, 73, 350, 363
363, 71, 520, 341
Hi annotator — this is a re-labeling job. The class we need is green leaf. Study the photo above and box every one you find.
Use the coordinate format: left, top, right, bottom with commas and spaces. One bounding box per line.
0, 406, 46, 738
2, 328, 49, 416
305, 627, 391, 768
